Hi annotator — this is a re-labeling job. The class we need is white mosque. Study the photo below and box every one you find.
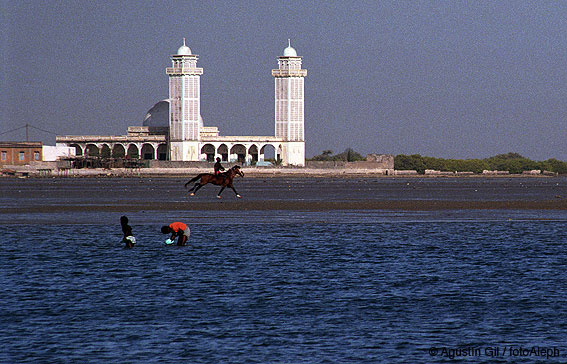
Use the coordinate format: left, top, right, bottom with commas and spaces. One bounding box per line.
56, 39, 307, 166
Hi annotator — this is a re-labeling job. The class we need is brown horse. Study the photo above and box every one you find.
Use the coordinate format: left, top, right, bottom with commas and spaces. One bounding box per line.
184, 165, 244, 198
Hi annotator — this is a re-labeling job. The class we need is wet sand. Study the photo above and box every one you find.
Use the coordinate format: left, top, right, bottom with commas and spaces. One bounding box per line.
4, 166, 560, 178
3, 199, 567, 214
2, 176, 567, 214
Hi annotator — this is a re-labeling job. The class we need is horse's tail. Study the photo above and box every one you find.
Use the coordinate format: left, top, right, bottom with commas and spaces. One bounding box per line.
184, 174, 203, 188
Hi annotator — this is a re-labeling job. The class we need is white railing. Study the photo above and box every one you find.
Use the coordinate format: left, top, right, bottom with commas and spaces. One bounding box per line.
271, 69, 307, 77
166, 67, 203, 75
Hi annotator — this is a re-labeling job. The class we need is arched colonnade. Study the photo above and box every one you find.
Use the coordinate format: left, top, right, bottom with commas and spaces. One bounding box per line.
67, 141, 283, 164
70, 142, 168, 160
200, 142, 281, 164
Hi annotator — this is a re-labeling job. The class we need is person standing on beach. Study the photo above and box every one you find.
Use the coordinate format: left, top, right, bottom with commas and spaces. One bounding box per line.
214, 157, 225, 175
161, 222, 190, 246
120, 216, 136, 248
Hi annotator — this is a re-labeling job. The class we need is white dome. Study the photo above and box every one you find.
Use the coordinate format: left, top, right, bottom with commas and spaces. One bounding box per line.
177, 45, 191, 55
143, 100, 169, 127
283, 39, 297, 57
283, 46, 297, 57
177, 38, 192, 55
143, 99, 203, 128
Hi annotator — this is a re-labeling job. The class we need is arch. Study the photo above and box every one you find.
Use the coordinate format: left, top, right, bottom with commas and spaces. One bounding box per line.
127, 144, 139, 159
70, 144, 83, 156
260, 144, 276, 162
157, 144, 168, 160
85, 144, 99, 157
248, 144, 259, 163
141, 144, 155, 160
100, 144, 111, 158
201, 143, 215, 162
277, 144, 283, 165
112, 144, 126, 158
230, 144, 246, 164
217, 144, 228, 161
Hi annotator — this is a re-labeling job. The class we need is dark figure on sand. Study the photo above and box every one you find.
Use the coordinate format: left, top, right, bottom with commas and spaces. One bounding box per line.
120, 216, 136, 248
214, 157, 225, 175
161, 222, 190, 246
184, 165, 244, 199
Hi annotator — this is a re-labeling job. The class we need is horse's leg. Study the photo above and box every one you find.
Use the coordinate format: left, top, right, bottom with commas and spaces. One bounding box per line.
194, 184, 205, 194
217, 186, 226, 198
189, 183, 203, 196
229, 184, 242, 198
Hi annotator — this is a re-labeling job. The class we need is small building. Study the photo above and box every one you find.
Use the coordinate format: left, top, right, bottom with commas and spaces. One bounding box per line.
0, 142, 43, 167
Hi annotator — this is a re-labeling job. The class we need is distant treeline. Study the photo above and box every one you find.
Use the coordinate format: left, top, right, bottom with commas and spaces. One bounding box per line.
310, 150, 567, 174
308, 148, 366, 162
395, 153, 567, 174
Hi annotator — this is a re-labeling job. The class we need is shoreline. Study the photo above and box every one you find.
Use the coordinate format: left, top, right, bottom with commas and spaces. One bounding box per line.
1, 166, 562, 178
4, 200, 567, 213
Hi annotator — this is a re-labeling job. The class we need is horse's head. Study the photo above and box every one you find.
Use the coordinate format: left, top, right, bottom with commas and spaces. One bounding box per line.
232, 165, 244, 177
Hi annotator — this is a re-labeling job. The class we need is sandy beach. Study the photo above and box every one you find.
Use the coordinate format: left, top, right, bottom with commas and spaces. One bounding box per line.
2, 176, 566, 216
3, 199, 567, 214
3, 164, 562, 179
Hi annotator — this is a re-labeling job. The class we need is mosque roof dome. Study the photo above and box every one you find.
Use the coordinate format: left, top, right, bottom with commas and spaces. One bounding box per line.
283, 39, 297, 57
143, 99, 204, 128
177, 38, 192, 55
143, 100, 169, 127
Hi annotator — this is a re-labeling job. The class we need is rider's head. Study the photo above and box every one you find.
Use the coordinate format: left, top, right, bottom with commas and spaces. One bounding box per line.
216, 157, 221, 162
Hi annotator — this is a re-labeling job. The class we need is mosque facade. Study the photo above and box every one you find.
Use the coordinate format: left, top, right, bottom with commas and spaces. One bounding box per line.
56, 40, 306, 166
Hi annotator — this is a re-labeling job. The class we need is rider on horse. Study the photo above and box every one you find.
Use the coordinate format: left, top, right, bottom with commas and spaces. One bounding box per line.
185, 165, 244, 198
214, 157, 225, 175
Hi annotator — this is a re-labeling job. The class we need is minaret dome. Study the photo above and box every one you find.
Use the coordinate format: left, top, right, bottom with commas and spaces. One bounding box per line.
177, 38, 192, 55
283, 39, 297, 57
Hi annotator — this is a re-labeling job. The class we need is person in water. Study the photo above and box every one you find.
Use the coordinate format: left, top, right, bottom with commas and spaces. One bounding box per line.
161, 222, 190, 246
214, 157, 225, 175
120, 216, 136, 248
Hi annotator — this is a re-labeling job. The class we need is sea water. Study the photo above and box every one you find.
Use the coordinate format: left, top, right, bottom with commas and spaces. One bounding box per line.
1, 178, 566, 363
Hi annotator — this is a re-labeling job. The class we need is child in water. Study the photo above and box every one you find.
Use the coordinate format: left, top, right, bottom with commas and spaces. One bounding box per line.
161, 222, 190, 246
120, 216, 136, 248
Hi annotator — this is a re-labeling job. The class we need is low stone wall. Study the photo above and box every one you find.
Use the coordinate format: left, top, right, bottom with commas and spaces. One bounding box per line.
394, 170, 419, 175
366, 154, 395, 165
424, 170, 477, 176
425, 169, 454, 175
482, 170, 510, 175
148, 160, 212, 168
306, 157, 394, 170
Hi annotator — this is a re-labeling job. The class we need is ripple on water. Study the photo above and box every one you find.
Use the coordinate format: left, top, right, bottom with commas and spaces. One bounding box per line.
0, 218, 566, 362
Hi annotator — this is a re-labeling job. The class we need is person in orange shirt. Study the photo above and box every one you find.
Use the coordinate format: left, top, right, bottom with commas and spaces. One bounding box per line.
161, 221, 190, 246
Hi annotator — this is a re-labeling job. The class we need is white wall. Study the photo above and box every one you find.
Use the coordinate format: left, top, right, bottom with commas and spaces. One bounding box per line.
44, 144, 76, 161
282, 142, 305, 166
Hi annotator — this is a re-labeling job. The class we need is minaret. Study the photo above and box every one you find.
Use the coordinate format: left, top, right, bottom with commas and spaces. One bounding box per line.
272, 40, 307, 165
166, 38, 203, 161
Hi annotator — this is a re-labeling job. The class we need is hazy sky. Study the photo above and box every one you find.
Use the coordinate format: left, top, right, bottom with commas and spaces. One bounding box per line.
2, 1, 566, 160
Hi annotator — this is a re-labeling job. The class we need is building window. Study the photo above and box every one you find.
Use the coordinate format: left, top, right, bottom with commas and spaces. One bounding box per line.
19, 151, 25, 161
1, 151, 6, 161
34, 152, 40, 161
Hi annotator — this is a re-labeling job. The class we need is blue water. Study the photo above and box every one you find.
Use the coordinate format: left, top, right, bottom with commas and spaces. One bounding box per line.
1, 211, 566, 363
1, 177, 567, 362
